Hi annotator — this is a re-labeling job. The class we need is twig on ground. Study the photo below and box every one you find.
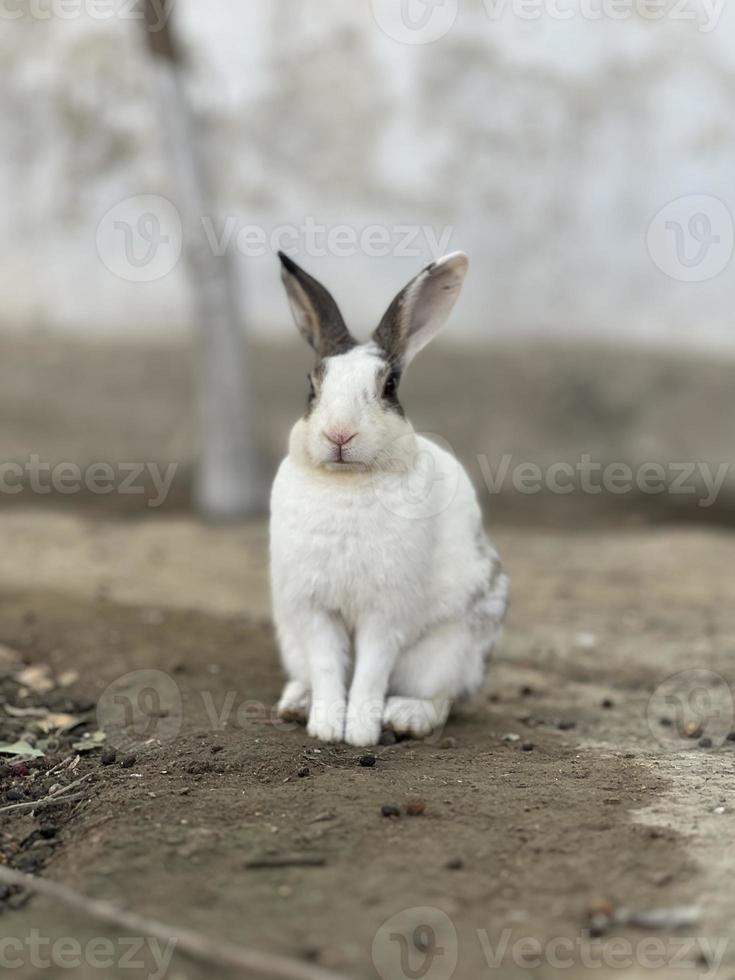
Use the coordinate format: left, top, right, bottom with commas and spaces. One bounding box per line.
0, 773, 93, 815
47, 772, 93, 798
0, 793, 87, 816
0, 866, 348, 980
45, 755, 80, 777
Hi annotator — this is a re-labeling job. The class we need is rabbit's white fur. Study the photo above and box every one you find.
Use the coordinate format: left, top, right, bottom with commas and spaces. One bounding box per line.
270, 252, 508, 746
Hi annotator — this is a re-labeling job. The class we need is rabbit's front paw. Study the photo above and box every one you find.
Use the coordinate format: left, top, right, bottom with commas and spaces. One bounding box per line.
344, 717, 382, 747
306, 699, 346, 742
344, 699, 383, 746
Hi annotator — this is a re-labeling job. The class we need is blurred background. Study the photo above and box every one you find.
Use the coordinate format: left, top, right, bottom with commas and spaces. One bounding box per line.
2, 6, 735, 974
1, 0, 734, 526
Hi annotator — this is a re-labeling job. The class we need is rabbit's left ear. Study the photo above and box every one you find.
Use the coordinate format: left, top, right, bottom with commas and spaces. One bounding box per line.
372, 252, 469, 368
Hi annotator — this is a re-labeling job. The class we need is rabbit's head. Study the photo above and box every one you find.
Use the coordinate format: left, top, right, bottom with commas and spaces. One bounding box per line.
279, 251, 468, 472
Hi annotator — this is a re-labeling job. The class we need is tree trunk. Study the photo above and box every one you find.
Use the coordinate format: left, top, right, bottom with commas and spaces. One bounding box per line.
143, 1, 263, 520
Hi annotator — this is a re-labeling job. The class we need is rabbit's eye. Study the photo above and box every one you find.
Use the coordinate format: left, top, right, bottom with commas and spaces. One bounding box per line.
382, 373, 399, 400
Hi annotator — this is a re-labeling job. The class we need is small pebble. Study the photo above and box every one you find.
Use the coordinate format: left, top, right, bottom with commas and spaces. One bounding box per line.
297, 766, 310, 778
521, 741, 535, 752
210, 744, 224, 755
574, 632, 597, 650
586, 897, 614, 937
404, 799, 426, 816
502, 733, 520, 743
359, 754, 376, 768
6, 789, 24, 802
699, 737, 713, 749
446, 857, 464, 870
557, 720, 576, 731
120, 754, 137, 769
381, 804, 400, 818
100, 748, 117, 766
575, 632, 598, 650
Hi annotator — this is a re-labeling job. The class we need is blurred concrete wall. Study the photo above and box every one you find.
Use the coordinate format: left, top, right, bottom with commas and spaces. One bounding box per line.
0, 0, 734, 349
2, 332, 734, 525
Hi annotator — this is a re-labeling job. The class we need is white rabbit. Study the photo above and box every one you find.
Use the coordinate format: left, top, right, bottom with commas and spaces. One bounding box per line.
270, 251, 508, 746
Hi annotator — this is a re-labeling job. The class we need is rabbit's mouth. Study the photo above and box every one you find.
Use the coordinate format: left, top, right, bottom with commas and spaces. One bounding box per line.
322, 454, 368, 472
329, 446, 354, 465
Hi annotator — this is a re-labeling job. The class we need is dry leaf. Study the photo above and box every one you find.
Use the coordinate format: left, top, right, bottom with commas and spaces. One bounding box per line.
72, 731, 107, 753
15, 664, 55, 694
35, 713, 81, 734
0, 740, 45, 758
58, 669, 80, 688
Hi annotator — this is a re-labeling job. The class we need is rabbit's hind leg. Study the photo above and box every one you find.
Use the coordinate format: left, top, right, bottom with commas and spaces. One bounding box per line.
385, 617, 493, 738
382, 695, 450, 738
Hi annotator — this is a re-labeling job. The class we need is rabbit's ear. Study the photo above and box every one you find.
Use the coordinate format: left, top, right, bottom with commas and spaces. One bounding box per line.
279, 252, 356, 358
373, 252, 469, 368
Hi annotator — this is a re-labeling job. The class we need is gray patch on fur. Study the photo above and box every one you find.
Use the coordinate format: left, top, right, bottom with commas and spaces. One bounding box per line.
303, 361, 326, 419
466, 531, 509, 669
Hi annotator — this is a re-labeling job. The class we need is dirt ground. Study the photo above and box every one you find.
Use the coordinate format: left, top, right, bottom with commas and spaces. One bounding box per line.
0, 511, 734, 980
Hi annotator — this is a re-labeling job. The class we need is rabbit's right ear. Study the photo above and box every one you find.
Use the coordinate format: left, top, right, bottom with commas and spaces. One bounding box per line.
278, 253, 356, 359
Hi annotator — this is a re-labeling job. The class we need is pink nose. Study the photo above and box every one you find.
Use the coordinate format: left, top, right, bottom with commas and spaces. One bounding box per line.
324, 430, 357, 447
